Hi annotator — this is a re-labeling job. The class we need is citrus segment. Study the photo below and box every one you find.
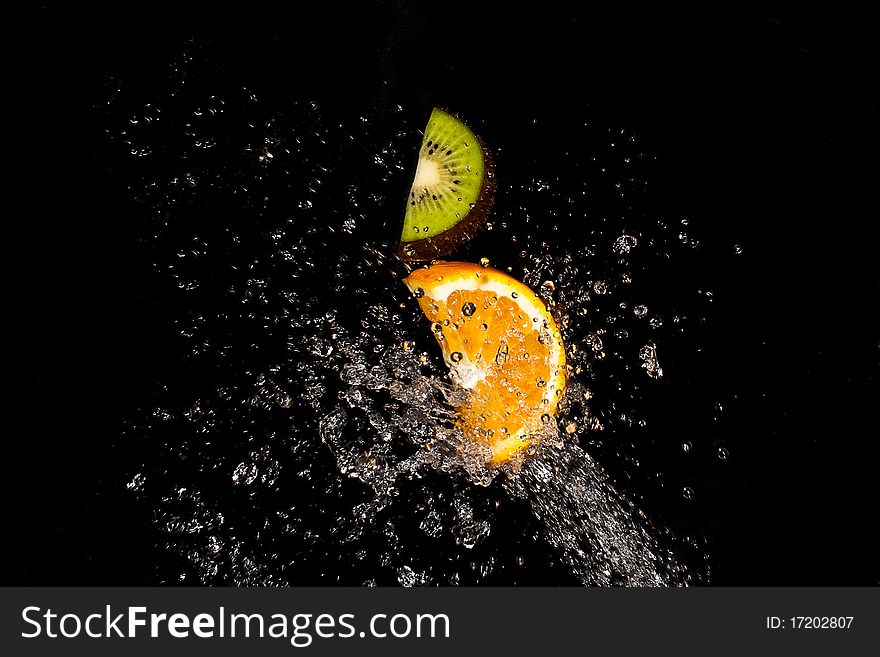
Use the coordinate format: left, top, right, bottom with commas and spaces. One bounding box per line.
403, 261, 566, 466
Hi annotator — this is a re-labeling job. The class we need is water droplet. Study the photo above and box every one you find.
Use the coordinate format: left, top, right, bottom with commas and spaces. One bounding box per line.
413, 287, 425, 298
682, 441, 692, 454
511, 291, 519, 299
462, 302, 476, 316
232, 462, 258, 486
480, 323, 488, 331
734, 244, 743, 255
682, 486, 695, 500
451, 351, 463, 363
479, 257, 490, 268
540, 413, 551, 424
718, 447, 730, 462
612, 234, 638, 254
639, 342, 663, 379
126, 473, 145, 492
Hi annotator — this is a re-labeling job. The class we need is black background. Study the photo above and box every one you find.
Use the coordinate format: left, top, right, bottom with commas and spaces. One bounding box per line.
3, 2, 878, 584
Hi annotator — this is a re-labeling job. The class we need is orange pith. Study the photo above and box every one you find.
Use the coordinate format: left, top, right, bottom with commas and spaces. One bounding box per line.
403, 261, 566, 466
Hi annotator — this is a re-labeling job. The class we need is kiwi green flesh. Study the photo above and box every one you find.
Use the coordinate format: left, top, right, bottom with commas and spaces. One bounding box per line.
400, 108, 485, 245
398, 152, 495, 262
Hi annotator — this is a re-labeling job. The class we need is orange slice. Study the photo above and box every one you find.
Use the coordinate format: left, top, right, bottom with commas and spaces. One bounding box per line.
403, 261, 566, 466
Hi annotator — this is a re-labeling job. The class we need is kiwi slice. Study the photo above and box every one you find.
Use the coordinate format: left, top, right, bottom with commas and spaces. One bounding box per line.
398, 108, 494, 261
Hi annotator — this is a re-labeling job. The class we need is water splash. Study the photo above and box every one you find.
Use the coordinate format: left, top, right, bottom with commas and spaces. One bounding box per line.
508, 443, 685, 585
106, 46, 712, 585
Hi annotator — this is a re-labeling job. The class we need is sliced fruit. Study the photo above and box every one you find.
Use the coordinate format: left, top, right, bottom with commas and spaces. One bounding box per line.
403, 261, 566, 466
398, 108, 494, 262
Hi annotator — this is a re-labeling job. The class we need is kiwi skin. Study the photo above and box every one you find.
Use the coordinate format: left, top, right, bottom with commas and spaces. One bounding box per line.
397, 110, 496, 263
